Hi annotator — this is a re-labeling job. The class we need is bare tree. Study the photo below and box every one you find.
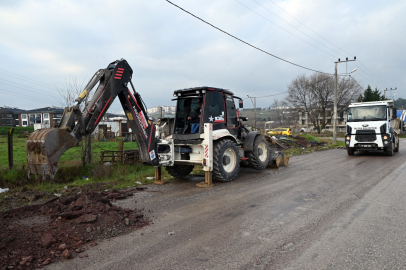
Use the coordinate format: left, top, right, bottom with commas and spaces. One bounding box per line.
285, 73, 361, 133
57, 77, 94, 166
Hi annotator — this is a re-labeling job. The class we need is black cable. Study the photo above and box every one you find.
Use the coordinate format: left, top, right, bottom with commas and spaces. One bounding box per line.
246, 0, 343, 57
0, 68, 58, 89
166, 0, 332, 75
266, 0, 391, 88
0, 89, 56, 104
348, 75, 365, 91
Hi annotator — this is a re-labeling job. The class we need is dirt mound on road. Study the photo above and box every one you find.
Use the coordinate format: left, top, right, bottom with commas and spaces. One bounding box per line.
0, 189, 150, 270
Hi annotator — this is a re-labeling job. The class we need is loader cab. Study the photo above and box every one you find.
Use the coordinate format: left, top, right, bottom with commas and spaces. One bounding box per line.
172, 87, 241, 141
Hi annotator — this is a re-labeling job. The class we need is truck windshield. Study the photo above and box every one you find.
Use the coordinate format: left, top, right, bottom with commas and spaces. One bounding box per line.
347, 105, 386, 122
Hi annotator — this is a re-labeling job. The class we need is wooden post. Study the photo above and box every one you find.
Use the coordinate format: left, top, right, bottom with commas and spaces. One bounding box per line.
118, 140, 124, 163
7, 128, 14, 169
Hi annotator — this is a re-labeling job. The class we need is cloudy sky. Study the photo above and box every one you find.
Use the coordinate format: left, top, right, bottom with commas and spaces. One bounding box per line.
0, 0, 405, 112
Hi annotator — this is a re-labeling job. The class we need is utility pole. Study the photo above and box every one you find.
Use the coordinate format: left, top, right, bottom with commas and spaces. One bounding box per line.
247, 95, 257, 130
254, 97, 257, 130
384, 87, 397, 99
334, 57, 356, 144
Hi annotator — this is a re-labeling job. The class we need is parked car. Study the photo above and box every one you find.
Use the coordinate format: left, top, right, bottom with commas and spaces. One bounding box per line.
268, 127, 292, 136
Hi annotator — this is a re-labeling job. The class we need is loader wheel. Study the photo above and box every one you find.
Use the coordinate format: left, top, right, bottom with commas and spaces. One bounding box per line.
165, 165, 194, 178
213, 139, 240, 182
247, 135, 270, 170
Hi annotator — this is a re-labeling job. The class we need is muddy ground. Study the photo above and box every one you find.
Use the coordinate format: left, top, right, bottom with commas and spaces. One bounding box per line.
0, 186, 151, 270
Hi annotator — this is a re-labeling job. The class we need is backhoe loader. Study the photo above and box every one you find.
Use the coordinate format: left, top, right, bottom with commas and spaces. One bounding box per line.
27, 59, 288, 186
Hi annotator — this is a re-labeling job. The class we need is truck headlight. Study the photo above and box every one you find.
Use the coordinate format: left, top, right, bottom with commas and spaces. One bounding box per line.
383, 135, 388, 140
346, 136, 350, 140
384, 141, 388, 145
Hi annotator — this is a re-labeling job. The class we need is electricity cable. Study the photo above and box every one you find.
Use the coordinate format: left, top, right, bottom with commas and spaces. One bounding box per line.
265, 0, 391, 88
166, 0, 332, 75
0, 89, 57, 105
234, 0, 338, 58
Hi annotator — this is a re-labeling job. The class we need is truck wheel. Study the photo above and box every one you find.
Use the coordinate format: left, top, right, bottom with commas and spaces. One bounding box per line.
213, 139, 240, 182
347, 148, 355, 155
386, 145, 394, 156
394, 139, 399, 152
165, 165, 194, 178
247, 135, 270, 170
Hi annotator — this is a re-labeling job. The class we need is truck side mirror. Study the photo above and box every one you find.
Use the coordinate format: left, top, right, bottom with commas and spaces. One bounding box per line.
239, 100, 243, 109
339, 111, 344, 121
392, 108, 397, 119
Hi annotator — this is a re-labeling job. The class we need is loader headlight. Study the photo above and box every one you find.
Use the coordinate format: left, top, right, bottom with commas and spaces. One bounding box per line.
383, 135, 388, 140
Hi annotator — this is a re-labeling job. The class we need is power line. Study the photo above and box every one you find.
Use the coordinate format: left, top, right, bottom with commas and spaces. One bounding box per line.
0, 81, 61, 104
166, 0, 332, 75
244, 91, 288, 99
348, 75, 365, 91
0, 89, 57, 105
0, 68, 59, 90
0, 79, 59, 97
265, 0, 391, 88
247, 0, 343, 57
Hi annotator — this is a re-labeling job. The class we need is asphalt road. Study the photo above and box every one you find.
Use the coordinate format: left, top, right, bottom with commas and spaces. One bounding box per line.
48, 139, 406, 270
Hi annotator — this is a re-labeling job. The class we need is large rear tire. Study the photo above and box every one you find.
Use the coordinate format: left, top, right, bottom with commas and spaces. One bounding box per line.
213, 139, 240, 182
165, 165, 194, 178
247, 135, 270, 170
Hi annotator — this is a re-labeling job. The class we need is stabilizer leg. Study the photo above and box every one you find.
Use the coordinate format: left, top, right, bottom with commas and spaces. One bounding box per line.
196, 171, 213, 188
154, 166, 169, 185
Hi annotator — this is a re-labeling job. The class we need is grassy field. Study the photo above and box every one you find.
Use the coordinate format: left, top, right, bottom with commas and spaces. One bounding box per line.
0, 136, 171, 192
0, 131, 346, 194
0, 136, 139, 169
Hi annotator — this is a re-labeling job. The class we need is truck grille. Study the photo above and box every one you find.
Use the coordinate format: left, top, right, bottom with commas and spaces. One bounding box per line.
355, 130, 376, 142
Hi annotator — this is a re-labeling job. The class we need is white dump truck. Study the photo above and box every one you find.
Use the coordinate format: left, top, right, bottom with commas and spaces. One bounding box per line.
341, 100, 400, 156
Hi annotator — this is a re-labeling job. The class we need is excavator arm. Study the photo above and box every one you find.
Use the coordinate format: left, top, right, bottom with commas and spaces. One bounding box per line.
27, 59, 159, 180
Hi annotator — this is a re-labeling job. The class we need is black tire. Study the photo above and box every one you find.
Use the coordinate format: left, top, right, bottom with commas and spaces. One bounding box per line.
247, 135, 270, 170
165, 165, 194, 178
386, 144, 394, 156
213, 139, 240, 182
394, 138, 399, 152
347, 148, 355, 156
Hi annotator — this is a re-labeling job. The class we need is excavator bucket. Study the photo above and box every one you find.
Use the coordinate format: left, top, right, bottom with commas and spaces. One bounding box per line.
27, 128, 78, 180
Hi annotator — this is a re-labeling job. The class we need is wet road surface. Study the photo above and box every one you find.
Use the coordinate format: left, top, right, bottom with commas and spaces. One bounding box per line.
48, 139, 406, 270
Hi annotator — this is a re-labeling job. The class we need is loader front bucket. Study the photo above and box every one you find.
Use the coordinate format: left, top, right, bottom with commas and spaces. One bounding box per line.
27, 128, 78, 180
268, 151, 289, 169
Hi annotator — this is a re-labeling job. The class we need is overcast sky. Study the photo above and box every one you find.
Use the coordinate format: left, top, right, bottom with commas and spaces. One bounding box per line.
1, 0, 405, 112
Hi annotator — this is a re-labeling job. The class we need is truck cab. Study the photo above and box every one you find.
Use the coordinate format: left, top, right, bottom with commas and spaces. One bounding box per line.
343, 100, 400, 156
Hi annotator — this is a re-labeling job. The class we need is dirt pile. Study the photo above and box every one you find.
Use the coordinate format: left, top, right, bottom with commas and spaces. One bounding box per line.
0, 189, 150, 270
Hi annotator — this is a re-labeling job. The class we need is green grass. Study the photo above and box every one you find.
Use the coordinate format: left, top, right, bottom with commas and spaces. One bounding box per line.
284, 134, 345, 157
0, 126, 34, 136
0, 136, 138, 169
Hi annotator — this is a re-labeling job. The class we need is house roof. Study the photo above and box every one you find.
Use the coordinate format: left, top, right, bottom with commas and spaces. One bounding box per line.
0, 106, 27, 114
26, 106, 64, 114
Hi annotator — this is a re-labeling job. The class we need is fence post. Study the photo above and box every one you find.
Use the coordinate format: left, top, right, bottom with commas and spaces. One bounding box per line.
118, 140, 124, 163
8, 127, 14, 169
